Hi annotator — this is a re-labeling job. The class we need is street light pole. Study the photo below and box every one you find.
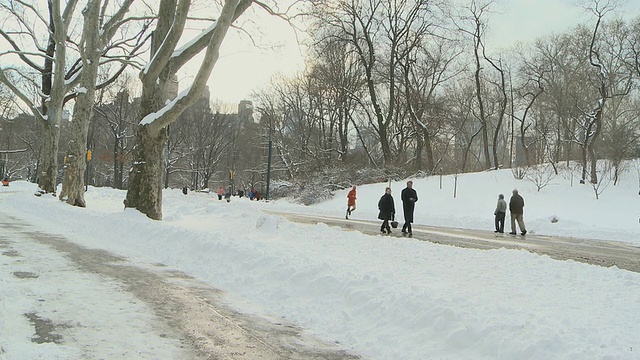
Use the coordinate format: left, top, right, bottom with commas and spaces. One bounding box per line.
265, 117, 272, 201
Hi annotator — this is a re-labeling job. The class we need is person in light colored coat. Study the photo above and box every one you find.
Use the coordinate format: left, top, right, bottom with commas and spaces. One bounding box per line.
494, 194, 507, 233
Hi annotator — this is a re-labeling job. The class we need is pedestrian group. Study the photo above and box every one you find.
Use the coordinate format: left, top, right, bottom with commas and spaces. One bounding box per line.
346, 181, 527, 237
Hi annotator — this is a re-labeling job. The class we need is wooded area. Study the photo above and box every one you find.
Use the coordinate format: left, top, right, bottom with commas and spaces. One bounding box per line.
1, 0, 639, 218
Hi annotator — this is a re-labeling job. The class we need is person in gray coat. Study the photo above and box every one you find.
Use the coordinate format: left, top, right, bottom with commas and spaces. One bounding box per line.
494, 194, 507, 233
509, 189, 527, 235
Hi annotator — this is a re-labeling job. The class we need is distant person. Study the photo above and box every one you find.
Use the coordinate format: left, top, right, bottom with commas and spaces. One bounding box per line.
249, 187, 255, 200
182, 186, 188, 195
216, 186, 224, 200
401, 180, 418, 235
224, 187, 232, 203
346, 185, 357, 219
509, 189, 527, 235
494, 193, 507, 233
377, 187, 396, 234
1, 178, 9, 186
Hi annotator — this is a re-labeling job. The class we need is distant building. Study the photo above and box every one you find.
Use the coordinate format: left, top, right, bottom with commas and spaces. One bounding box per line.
238, 100, 253, 123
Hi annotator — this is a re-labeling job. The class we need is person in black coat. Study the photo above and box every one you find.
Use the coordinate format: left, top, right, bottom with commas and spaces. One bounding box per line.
377, 187, 396, 234
509, 189, 527, 235
401, 180, 418, 234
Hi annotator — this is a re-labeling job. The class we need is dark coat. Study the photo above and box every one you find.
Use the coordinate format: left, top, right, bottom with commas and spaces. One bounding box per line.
509, 194, 525, 214
377, 193, 395, 220
401, 187, 418, 223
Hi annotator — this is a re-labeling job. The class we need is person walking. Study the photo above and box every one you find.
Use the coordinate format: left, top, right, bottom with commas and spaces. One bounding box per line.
224, 186, 232, 203
377, 187, 396, 234
346, 185, 357, 219
401, 180, 418, 235
494, 193, 507, 233
216, 186, 224, 200
509, 189, 527, 235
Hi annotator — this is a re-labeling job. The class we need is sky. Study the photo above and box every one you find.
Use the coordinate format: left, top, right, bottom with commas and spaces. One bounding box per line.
2, 1, 638, 108
1, 163, 639, 359
204, 0, 640, 104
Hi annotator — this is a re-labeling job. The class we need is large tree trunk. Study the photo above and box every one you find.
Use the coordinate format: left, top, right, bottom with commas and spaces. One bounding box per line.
59, 100, 93, 206
124, 125, 167, 220
38, 120, 60, 193
59, 0, 101, 206
124, 0, 249, 219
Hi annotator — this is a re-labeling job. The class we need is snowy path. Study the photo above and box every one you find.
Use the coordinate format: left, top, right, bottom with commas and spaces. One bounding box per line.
274, 211, 640, 273
0, 214, 360, 359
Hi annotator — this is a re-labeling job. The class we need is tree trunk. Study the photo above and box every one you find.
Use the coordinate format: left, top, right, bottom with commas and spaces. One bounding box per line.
113, 138, 120, 188
423, 128, 435, 172
414, 131, 423, 171
38, 121, 60, 193
124, 125, 167, 220
59, 0, 101, 206
58, 110, 91, 206
59, 94, 95, 206
580, 142, 588, 182
588, 111, 603, 184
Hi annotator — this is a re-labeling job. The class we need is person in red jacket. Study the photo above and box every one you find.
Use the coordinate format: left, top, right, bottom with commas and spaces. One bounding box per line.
346, 185, 357, 219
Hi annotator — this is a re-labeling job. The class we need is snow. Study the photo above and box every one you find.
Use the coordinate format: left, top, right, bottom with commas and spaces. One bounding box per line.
1, 165, 640, 359
139, 87, 190, 126
172, 20, 219, 59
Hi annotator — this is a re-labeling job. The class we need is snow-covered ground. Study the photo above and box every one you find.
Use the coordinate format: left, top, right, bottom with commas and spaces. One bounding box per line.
1, 165, 639, 359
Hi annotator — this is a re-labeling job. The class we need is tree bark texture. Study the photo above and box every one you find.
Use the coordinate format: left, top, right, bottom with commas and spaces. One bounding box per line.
125, 126, 167, 220
59, 0, 101, 206
38, 120, 61, 193
125, 0, 246, 220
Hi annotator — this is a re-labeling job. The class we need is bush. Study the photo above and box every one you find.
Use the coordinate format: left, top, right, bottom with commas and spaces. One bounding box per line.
269, 165, 411, 205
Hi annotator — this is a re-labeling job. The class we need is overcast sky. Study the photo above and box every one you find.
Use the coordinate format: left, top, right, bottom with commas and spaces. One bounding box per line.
2, 1, 638, 109
202, 0, 639, 105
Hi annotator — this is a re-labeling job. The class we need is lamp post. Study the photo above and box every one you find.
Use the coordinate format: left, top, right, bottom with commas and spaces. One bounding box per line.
85, 149, 92, 191
265, 116, 272, 201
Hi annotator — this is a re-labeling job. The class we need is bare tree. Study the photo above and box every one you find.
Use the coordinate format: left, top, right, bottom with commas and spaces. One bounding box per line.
580, 0, 632, 184
58, 0, 141, 206
93, 78, 138, 189
526, 163, 556, 191
458, 0, 493, 170
310, 0, 441, 165
124, 0, 254, 219
399, 34, 462, 173
0, 0, 80, 193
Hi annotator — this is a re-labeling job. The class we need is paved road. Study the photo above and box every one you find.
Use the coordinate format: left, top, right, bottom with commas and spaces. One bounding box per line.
272, 211, 640, 274
0, 214, 360, 359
